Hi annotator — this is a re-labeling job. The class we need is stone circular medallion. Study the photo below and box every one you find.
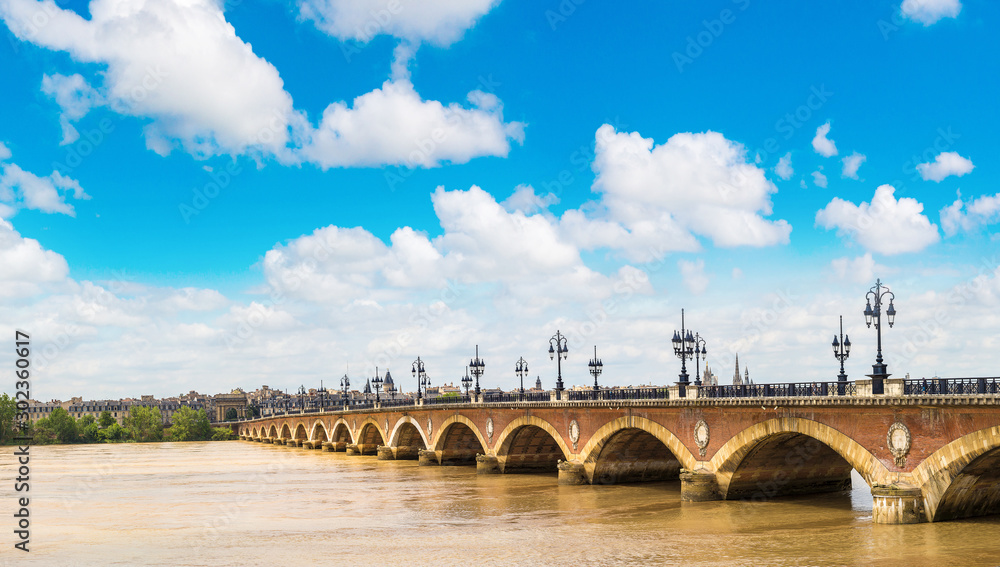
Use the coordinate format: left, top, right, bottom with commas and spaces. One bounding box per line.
427, 417, 433, 437
486, 417, 494, 441
887, 422, 911, 467
569, 420, 581, 448
694, 419, 710, 457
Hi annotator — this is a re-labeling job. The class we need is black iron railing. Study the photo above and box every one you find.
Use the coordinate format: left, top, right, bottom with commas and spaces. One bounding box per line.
603, 387, 671, 401
700, 381, 856, 398
424, 395, 471, 405
379, 398, 416, 408
904, 377, 1000, 395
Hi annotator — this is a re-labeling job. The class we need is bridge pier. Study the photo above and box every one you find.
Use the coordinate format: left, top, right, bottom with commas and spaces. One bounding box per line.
872, 483, 926, 524
557, 461, 588, 485
679, 469, 721, 501
476, 454, 501, 474
346, 443, 360, 455
377, 446, 394, 460
418, 449, 441, 465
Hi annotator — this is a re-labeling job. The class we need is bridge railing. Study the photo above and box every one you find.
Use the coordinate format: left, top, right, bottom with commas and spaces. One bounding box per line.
424, 395, 471, 405
564, 387, 671, 401
700, 381, 857, 398
904, 377, 1000, 395
379, 398, 416, 408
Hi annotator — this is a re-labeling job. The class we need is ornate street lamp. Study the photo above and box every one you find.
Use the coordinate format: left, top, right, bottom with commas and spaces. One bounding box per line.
340, 374, 350, 405
864, 279, 896, 394
515, 357, 529, 396
317, 380, 327, 410
832, 315, 851, 387
469, 345, 486, 397
461, 366, 473, 398
671, 309, 696, 395
297, 385, 306, 411
588, 346, 602, 391
693, 333, 707, 386
412, 357, 429, 401
372, 367, 383, 403
549, 331, 568, 396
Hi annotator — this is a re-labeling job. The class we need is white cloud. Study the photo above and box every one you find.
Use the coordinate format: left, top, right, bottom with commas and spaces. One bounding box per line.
941, 191, 1000, 236
916, 151, 974, 182
812, 121, 838, 157
679, 258, 710, 294
732, 267, 743, 280
841, 152, 866, 179
501, 184, 559, 214
575, 125, 791, 261
815, 184, 940, 254
901, 0, 962, 25
775, 152, 793, 180
1, 161, 90, 217
0, 141, 12, 161
41, 73, 103, 145
830, 253, 889, 284
1, 0, 521, 168
812, 170, 828, 188
299, 80, 523, 169
0, 218, 69, 297
297, 0, 500, 46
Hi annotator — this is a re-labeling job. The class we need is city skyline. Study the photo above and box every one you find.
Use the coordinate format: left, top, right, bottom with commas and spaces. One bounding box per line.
1, 0, 998, 400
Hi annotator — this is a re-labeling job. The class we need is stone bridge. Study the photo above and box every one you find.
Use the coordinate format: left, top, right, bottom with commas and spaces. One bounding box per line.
237, 394, 1000, 525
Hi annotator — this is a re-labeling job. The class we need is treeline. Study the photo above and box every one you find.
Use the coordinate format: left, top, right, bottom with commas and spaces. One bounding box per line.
0, 394, 234, 445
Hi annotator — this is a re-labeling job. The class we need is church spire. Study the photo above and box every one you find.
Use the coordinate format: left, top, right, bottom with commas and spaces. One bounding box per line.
733, 354, 742, 386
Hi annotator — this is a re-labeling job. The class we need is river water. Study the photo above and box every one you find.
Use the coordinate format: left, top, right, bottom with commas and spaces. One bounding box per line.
3, 441, 1000, 566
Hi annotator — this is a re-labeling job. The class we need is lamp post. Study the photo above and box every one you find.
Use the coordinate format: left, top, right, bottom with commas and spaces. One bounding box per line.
412, 357, 428, 401
469, 345, 485, 398
864, 279, 896, 395
515, 357, 529, 397
317, 380, 327, 411
549, 331, 568, 397
372, 368, 383, 403
297, 385, 306, 412
588, 346, 603, 391
461, 366, 472, 398
832, 315, 852, 391
693, 333, 707, 386
671, 309, 696, 396
340, 374, 350, 406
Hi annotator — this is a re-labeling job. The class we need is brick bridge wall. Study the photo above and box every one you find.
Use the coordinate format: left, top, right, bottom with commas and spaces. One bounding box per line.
237, 396, 1000, 524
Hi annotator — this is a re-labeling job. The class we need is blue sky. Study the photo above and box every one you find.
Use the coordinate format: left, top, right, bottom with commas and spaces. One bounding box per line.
1, 0, 998, 400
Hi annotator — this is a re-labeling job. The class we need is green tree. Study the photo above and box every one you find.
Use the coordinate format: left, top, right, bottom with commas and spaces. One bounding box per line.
98, 410, 115, 428
0, 393, 18, 444
81, 422, 101, 443
49, 407, 79, 443
245, 405, 260, 419
124, 406, 163, 442
167, 406, 198, 441
31, 417, 57, 445
79, 414, 96, 427
211, 427, 234, 441
192, 409, 212, 440
224, 407, 238, 421
99, 422, 126, 442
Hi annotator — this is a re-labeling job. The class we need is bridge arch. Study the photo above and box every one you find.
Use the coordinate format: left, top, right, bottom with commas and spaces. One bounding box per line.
579, 416, 698, 484
279, 423, 292, 440
267, 424, 278, 439
330, 418, 353, 444
913, 425, 1000, 522
433, 415, 488, 465
710, 417, 889, 500
356, 417, 386, 447
310, 420, 329, 443
292, 423, 308, 440
494, 416, 572, 473
389, 416, 429, 449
